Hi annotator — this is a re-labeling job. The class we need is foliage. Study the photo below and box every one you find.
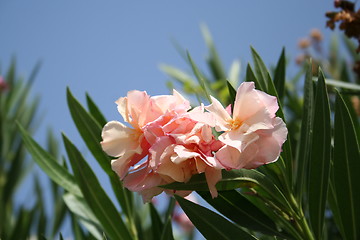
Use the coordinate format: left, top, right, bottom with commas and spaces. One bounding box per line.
14, 26, 360, 240
0, 61, 69, 239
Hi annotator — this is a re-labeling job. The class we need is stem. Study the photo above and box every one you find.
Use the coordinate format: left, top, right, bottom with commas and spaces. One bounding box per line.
290, 194, 315, 240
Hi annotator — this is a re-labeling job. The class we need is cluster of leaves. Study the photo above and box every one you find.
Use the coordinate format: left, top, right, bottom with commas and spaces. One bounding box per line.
0, 61, 68, 239
11, 26, 360, 239
160, 28, 360, 239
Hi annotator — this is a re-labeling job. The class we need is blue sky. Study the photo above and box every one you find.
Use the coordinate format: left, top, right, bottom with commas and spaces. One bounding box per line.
0, 0, 336, 237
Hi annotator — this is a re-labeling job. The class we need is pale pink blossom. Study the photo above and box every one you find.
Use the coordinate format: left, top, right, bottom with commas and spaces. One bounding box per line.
206, 82, 287, 170
144, 105, 223, 198
101, 90, 223, 201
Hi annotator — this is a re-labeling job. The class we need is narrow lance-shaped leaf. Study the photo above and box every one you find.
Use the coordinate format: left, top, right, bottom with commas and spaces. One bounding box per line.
175, 195, 257, 240
17, 123, 81, 197
332, 91, 360, 240
86, 93, 107, 127
63, 193, 103, 239
160, 215, 175, 240
198, 190, 290, 238
187, 52, 212, 102
62, 134, 132, 240
226, 80, 236, 113
67, 88, 133, 220
149, 203, 164, 240
295, 60, 314, 203
250, 46, 268, 91
308, 69, 331, 240
274, 48, 286, 101
201, 24, 227, 81
163, 169, 293, 213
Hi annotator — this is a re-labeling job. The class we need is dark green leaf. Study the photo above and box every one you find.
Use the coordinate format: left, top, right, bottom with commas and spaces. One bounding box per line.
226, 81, 236, 113
62, 134, 132, 240
308, 70, 331, 239
86, 93, 107, 127
175, 195, 257, 240
198, 190, 289, 238
8, 208, 35, 240
163, 169, 292, 213
250, 47, 268, 91
149, 203, 164, 240
274, 48, 286, 101
295, 61, 314, 203
67, 88, 133, 220
17, 123, 81, 197
333, 92, 360, 240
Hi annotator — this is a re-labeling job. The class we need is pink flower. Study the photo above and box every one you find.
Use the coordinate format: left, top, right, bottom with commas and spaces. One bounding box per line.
0, 76, 8, 92
101, 90, 222, 201
144, 105, 223, 197
205, 82, 288, 170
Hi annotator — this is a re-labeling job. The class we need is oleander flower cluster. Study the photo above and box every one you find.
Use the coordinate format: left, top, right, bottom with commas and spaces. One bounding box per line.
101, 82, 287, 202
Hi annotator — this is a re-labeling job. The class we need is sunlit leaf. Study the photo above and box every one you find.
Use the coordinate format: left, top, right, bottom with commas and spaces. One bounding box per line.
63, 134, 132, 240
187, 52, 212, 102
17, 123, 81, 197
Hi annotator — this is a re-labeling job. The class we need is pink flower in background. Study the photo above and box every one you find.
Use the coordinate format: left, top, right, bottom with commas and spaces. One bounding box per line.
0, 76, 8, 92
206, 82, 288, 170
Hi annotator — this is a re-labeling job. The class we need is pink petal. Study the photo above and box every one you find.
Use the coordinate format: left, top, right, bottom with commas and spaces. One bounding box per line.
233, 82, 278, 124
101, 121, 142, 157
205, 167, 222, 198
205, 96, 231, 132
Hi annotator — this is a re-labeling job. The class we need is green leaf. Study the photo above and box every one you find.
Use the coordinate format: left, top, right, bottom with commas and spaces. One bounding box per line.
312, 77, 360, 92
308, 70, 331, 239
17, 123, 81, 197
163, 169, 292, 213
8, 208, 36, 240
86, 93, 107, 127
245, 64, 258, 85
62, 134, 132, 240
198, 190, 289, 238
295, 61, 314, 203
175, 195, 257, 240
63, 193, 101, 227
250, 47, 269, 91
201, 24, 227, 81
160, 215, 174, 240
159, 64, 195, 85
274, 48, 286, 101
187, 52, 212, 102
228, 60, 240, 87
226, 80, 236, 113
149, 203, 164, 240
66, 88, 133, 220
332, 92, 360, 240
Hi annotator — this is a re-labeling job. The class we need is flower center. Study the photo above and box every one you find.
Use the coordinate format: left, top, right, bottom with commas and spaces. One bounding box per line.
229, 118, 243, 130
